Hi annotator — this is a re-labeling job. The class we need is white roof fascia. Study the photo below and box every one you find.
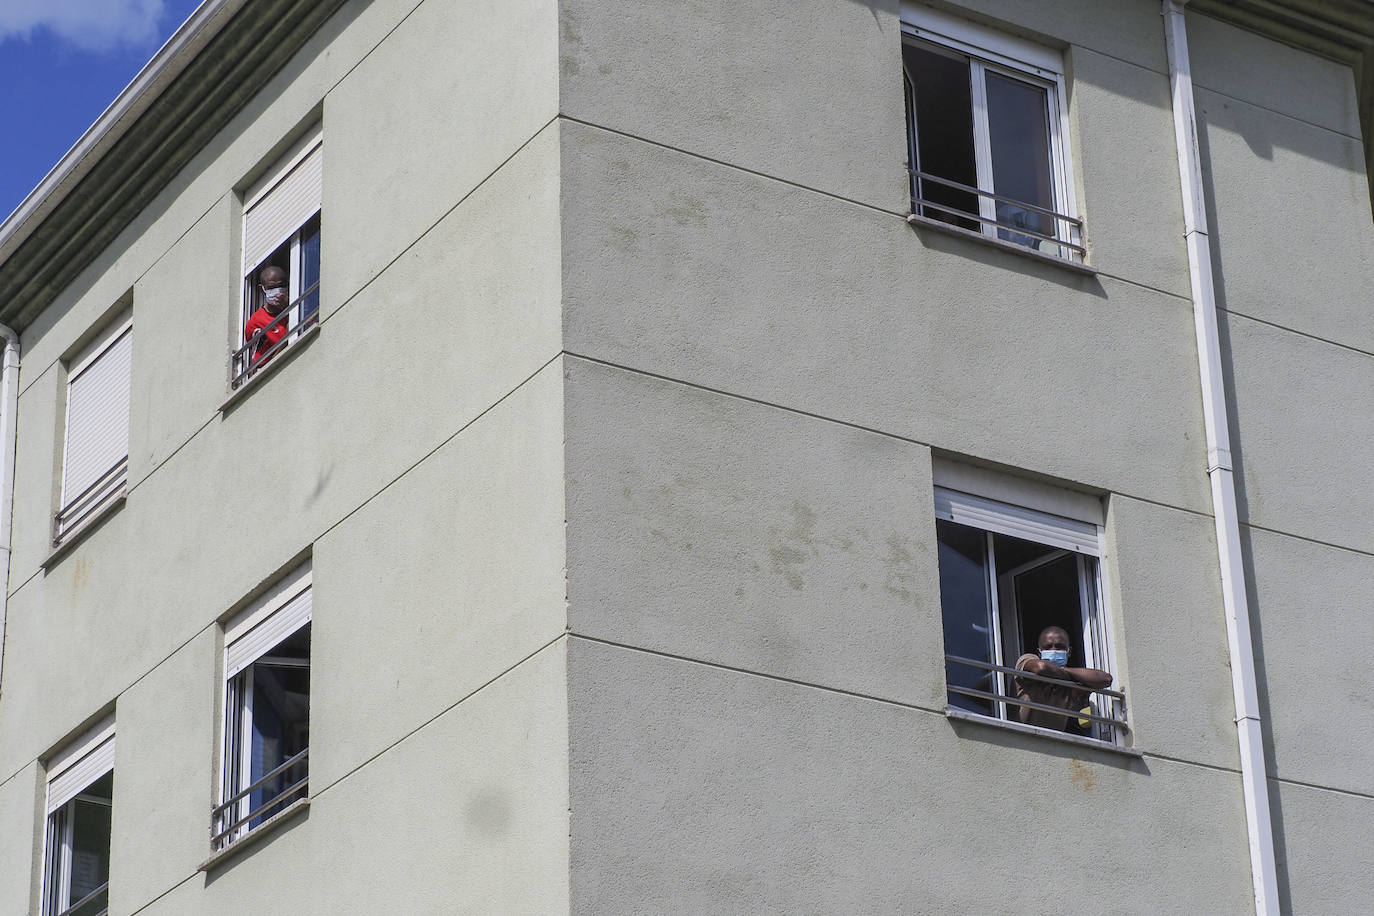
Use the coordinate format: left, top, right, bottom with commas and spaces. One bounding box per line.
0, 0, 248, 264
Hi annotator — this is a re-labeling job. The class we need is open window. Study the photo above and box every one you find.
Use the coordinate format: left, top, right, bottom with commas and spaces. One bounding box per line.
55, 309, 132, 547
214, 562, 311, 852
901, 5, 1083, 261
933, 484, 1127, 743
42, 717, 114, 916
232, 127, 322, 388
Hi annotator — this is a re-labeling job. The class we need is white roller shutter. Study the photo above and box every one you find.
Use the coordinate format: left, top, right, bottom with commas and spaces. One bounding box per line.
46, 716, 115, 813
934, 486, 1101, 556
225, 563, 312, 679
242, 129, 322, 275
61, 317, 132, 513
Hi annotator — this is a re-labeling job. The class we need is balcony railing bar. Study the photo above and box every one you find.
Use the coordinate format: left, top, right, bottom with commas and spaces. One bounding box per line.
212, 775, 309, 847
946, 684, 1130, 731
909, 169, 1083, 225
947, 654, 1126, 700
54, 881, 108, 916
230, 281, 321, 387
912, 197, 1088, 256
212, 748, 308, 817
53, 457, 127, 543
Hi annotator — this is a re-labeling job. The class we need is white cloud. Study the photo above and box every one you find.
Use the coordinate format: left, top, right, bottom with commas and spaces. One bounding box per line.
0, 0, 169, 51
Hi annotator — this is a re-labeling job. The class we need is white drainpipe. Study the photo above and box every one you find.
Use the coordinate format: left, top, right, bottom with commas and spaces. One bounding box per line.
1162, 3, 1280, 913
0, 324, 18, 696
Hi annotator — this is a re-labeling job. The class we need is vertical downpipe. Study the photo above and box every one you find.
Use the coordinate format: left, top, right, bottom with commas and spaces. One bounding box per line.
1162, 3, 1280, 913
0, 325, 18, 696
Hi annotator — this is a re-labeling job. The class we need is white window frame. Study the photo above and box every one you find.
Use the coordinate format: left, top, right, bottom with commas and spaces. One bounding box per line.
933, 482, 1122, 742
55, 310, 133, 547
215, 562, 312, 852
41, 716, 115, 916
900, 3, 1082, 259
232, 126, 322, 389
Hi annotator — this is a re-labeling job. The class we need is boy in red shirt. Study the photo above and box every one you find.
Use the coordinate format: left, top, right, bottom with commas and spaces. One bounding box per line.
244, 265, 290, 367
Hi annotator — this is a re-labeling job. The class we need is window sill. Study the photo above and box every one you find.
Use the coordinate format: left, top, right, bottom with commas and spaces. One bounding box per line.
197, 797, 309, 873
906, 214, 1097, 277
219, 322, 320, 416
42, 491, 127, 570
944, 706, 1143, 759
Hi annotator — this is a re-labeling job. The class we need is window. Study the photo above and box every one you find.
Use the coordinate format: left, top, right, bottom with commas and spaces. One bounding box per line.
933, 484, 1127, 743
232, 127, 322, 388
55, 310, 132, 546
42, 717, 114, 916
901, 5, 1083, 260
214, 562, 311, 852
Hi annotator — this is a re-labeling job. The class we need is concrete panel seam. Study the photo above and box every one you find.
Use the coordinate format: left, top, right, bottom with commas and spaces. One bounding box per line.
557, 119, 1196, 305
1193, 81, 1364, 142
0, 619, 216, 789
73, 115, 562, 529
6, 353, 564, 784
1220, 306, 1374, 363
311, 351, 563, 548
322, 113, 559, 320
568, 633, 949, 719
15, 0, 436, 403
121, 631, 568, 916
558, 115, 908, 221
1268, 773, 1374, 802
1141, 747, 1243, 776
562, 353, 1217, 522
15, 196, 229, 404
1240, 520, 1374, 560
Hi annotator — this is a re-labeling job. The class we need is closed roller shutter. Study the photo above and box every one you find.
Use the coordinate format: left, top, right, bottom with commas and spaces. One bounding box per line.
242, 132, 322, 275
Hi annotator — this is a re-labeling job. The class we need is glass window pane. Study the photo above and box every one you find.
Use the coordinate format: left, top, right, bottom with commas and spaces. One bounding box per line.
905, 42, 980, 232
65, 770, 112, 916
248, 624, 310, 826
298, 216, 321, 322
935, 520, 996, 715
985, 71, 1054, 248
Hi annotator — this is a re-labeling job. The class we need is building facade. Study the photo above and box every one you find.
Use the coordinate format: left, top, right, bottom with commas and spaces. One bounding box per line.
0, 0, 1371, 913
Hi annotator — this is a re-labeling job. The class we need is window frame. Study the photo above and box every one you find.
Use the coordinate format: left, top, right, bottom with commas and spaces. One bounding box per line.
41, 716, 115, 916
232, 126, 323, 390
933, 483, 1125, 744
54, 309, 133, 548
900, 4, 1083, 261
214, 562, 312, 853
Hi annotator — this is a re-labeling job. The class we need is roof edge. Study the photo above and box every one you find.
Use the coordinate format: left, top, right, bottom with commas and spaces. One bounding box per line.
0, 0, 248, 265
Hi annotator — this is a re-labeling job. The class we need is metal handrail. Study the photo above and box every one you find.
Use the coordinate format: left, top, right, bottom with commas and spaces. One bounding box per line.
945, 654, 1130, 734
908, 169, 1086, 257
213, 747, 308, 817
948, 655, 1126, 700
53, 457, 128, 543
212, 774, 309, 846
54, 881, 108, 916
910, 170, 1082, 224
230, 281, 321, 387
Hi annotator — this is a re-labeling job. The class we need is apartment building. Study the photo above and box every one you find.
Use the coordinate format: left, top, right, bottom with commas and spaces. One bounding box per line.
0, 0, 1370, 913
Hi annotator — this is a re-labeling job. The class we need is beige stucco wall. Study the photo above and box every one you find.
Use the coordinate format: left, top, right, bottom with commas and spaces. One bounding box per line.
0, 0, 565, 912
1187, 10, 1374, 913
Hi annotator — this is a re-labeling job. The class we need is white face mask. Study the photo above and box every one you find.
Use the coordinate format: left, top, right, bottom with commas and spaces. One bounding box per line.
1040, 648, 1069, 667
262, 286, 287, 303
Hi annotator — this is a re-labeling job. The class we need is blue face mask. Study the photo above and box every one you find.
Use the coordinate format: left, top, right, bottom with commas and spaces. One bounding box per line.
1040, 648, 1069, 667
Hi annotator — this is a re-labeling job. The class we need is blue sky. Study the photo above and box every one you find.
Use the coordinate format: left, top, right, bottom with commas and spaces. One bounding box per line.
0, 0, 205, 223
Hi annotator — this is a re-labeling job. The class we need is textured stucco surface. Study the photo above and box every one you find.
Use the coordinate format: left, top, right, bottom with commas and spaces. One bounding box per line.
568, 637, 1253, 915
560, 121, 1211, 515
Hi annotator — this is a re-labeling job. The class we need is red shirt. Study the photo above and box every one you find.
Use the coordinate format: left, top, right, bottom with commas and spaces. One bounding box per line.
245, 307, 287, 366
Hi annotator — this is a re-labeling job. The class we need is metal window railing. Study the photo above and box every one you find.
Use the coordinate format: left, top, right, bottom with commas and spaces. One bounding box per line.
53, 456, 127, 546
54, 881, 108, 916
211, 747, 308, 850
945, 654, 1129, 742
230, 281, 320, 389
909, 169, 1086, 260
